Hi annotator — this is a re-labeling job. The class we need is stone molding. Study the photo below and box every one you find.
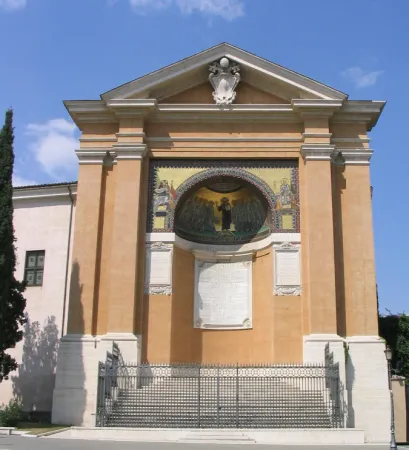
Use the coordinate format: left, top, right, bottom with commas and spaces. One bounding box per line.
146, 232, 301, 257
301, 144, 337, 161
75, 149, 109, 165
340, 149, 374, 166
113, 144, 148, 160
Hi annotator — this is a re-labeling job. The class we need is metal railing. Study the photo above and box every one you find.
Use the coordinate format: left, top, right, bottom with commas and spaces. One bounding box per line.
96, 354, 344, 428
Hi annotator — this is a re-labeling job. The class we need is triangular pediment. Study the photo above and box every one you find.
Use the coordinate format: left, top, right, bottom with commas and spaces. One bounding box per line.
101, 43, 347, 103
159, 82, 290, 105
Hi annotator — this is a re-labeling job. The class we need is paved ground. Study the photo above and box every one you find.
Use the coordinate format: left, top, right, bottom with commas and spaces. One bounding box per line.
0, 436, 408, 450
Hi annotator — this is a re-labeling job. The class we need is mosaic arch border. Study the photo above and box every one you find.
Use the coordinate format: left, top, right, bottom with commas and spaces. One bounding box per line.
147, 159, 300, 233
172, 168, 277, 231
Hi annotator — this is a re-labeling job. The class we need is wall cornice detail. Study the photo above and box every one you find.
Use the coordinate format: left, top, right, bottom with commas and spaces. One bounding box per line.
301, 144, 337, 161
113, 144, 148, 160
75, 149, 110, 165
340, 149, 374, 166
146, 232, 301, 257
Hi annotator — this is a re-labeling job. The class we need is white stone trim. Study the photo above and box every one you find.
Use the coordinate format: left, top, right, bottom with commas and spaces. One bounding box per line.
144, 242, 173, 295
301, 144, 336, 161
113, 144, 147, 160
145, 233, 301, 256
292, 99, 344, 109
75, 149, 109, 165
340, 149, 373, 165
273, 242, 301, 296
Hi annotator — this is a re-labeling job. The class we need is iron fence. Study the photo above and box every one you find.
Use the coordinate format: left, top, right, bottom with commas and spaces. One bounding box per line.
96, 354, 344, 428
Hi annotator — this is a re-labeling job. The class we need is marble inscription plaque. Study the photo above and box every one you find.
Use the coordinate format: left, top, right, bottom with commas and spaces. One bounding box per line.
194, 260, 252, 329
273, 242, 301, 296
148, 252, 171, 285
145, 243, 173, 295
276, 251, 300, 286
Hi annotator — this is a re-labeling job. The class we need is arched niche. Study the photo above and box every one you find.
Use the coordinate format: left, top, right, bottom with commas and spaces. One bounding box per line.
173, 170, 275, 246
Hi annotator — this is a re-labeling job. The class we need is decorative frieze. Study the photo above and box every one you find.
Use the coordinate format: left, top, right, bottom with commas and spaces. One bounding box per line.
273, 242, 301, 296
144, 242, 173, 296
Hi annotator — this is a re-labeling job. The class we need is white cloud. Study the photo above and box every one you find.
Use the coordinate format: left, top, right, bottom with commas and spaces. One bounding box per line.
12, 174, 38, 187
342, 67, 384, 89
128, 0, 244, 20
0, 0, 26, 11
26, 118, 78, 181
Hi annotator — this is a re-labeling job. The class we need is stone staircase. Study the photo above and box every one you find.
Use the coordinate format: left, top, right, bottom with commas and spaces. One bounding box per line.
103, 376, 339, 428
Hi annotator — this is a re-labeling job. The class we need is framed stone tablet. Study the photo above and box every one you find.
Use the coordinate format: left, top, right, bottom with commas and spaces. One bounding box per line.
145, 242, 173, 295
273, 242, 301, 296
194, 259, 252, 329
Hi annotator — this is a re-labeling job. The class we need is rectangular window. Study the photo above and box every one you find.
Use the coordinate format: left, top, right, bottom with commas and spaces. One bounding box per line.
25, 250, 45, 286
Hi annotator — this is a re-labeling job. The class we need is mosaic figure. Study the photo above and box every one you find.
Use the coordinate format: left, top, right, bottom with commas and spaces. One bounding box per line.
216, 197, 232, 231
279, 178, 292, 208
154, 180, 170, 214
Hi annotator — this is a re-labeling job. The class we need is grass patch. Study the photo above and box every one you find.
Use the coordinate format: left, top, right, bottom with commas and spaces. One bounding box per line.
17, 422, 69, 435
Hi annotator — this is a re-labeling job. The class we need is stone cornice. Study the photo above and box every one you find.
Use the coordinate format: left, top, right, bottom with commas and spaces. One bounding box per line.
340, 149, 374, 166
331, 100, 386, 131
292, 99, 344, 118
65, 99, 385, 132
113, 143, 148, 160
301, 144, 336, 161
106, 99, 157, 118
75, 149, 110, 165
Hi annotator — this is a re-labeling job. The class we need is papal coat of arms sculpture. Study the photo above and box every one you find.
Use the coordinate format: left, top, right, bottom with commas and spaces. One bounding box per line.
209, 57, 241, 105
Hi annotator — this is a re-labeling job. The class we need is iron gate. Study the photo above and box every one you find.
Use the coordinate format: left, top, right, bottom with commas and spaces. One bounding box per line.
96, 353, 344, 428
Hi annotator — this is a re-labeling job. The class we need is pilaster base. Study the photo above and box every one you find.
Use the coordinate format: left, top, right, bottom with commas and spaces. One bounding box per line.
346, 336, 390, 443
52, 333, 141, 426
303, 334, 344, 364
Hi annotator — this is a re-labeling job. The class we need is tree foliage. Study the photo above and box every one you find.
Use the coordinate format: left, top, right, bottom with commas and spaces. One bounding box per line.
0, 109, 27, 382
379, 312, 409, 382
396, 313, 409, 381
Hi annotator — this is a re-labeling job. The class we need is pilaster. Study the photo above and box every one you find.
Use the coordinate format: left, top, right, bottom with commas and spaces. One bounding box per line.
66, 151, 106, 334
301, 142, 338, 334
106, 139, 148, 335
339, 149, 378, 336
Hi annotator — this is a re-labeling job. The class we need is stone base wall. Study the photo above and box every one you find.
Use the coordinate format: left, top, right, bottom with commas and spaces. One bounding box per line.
51, 333, 141, 426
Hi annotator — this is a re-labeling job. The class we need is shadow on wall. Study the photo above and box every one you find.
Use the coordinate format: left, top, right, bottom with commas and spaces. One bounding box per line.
11, 315, 59, 419
346, 353, 356, 428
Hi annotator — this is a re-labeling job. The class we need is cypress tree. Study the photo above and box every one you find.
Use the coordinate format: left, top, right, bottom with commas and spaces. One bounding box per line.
0, 109, 26, 382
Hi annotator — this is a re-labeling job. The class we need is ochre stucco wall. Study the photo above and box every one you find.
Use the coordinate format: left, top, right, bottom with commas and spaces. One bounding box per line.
143, 246, 304, 364
66, 79, 379, 367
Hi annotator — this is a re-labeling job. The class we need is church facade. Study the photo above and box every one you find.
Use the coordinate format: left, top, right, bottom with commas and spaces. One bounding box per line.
5, 44, 391, 443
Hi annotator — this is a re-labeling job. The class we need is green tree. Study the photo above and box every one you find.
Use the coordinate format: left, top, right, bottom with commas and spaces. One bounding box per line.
0, 109, 26, 382
396, 313, 409, 382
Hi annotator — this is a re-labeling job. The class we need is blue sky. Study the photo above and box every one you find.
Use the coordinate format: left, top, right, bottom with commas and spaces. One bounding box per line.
1, 0, 407, 314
